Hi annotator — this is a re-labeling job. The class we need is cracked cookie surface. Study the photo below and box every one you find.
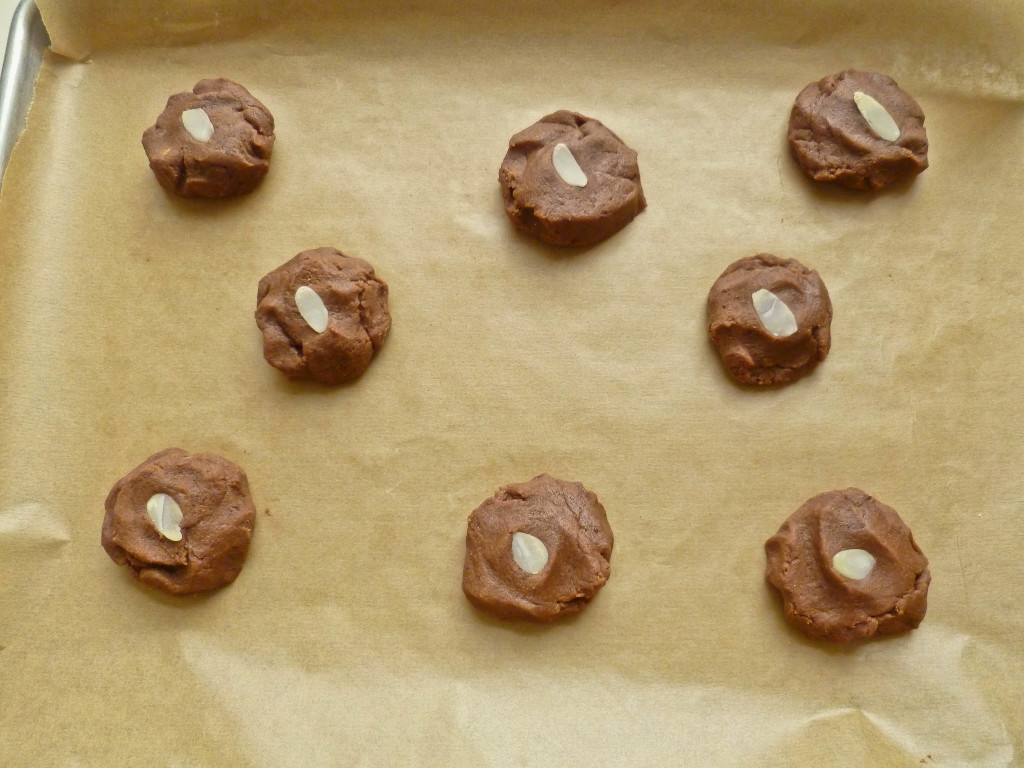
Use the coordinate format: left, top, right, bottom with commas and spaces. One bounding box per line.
706, 253, 832, 386
765, 488, 930, 642
142, 77, 274, 198
255, 247, 391, 385
499, 110, 646, 246
462, 474, 613, 622
101, 448, 256, 595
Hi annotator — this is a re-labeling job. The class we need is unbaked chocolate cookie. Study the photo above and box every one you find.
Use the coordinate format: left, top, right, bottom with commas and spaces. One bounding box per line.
101, 448, 256, 595
707, 254, 832, 386
765, 488, 930, 642
255, 247, 391, 385
788, 69, 928, 191
462, 474, 613, 622
142, 78, 275, 197
499, 110, 646, 246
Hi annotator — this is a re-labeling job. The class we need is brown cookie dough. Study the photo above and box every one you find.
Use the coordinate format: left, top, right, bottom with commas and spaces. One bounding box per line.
499, 110, 646, 247
707, 254, 832, 386
255, 247, 391, 385
101, 449, 256, 595
765, 488, 930, 642
462, 474, 613, 622
788, 69, 928, 191
142, 78, 275, 198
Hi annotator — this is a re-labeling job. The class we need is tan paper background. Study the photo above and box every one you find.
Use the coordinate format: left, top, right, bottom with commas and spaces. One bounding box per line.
1, 1, 1022, 764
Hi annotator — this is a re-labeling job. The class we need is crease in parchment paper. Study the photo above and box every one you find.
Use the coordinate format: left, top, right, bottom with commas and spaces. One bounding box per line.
180, 623, 1012, 768
0, 501, 70, 549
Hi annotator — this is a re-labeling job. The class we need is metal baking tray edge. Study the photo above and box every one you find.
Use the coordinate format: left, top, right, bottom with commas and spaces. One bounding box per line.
0, 0, 49, 187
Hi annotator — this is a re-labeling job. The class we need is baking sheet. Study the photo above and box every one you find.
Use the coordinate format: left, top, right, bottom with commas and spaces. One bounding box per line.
0, 0, 48, 181
1, 1, 1023, 765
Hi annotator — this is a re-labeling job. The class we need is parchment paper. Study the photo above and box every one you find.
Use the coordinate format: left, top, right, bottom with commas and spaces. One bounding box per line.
1, 1, 1022, 765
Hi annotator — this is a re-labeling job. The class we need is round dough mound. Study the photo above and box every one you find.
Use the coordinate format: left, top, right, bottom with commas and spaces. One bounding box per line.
101, 448, 256, 595
499, 110, 646, 247
765, 488, 930, 643
706, 254, 832, 386
255, 247, 391, 385
462, 474, 613, 622
142, 78, 275, 198
788, 69, 928, 191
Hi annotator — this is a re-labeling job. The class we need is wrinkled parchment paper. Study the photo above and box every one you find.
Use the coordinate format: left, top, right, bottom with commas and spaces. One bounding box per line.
1, 1, 1023, 764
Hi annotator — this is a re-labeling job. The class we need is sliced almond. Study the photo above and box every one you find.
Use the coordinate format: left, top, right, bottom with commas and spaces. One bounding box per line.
552, 143, 588, 188
832, 548, 876, 580
295, 285, 329, 333
853, 91, 900, 142
146, 493, 184, 542
181, 108, 215, 143
751, 288, 798, 338
511, 532, 549, 574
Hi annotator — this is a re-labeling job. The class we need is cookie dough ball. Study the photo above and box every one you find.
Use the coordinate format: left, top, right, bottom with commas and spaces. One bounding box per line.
765, 488, 930, 642
499, 110, 646, 247
788, 69, 928, 191
255, 247, 391, 385
101, 449, 256, 595
707, 254, 832, 386
142, 78, 275, 197
462, 474, 613, 622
